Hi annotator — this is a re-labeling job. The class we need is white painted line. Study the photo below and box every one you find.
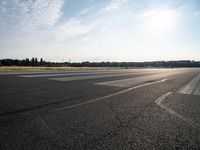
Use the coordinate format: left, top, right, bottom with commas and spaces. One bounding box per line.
155, 92, 172, 104
155, 92, 200, 128
194, 86, 200, 95
0, 71, 56, 75
48, 72, 146, 82
19, 69, 165, 78
178, 73, 200, 96
96, 71, 189, 87
19, 71, 117, 78
46, 79, 167, 114
0, 70, 120, 75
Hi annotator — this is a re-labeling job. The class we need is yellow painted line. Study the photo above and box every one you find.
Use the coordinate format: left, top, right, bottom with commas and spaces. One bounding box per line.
155, 92, 200, 128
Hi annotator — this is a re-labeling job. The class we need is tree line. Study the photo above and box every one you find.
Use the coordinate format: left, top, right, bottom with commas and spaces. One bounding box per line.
0, 58, 46, 66
0, 58, 200, 68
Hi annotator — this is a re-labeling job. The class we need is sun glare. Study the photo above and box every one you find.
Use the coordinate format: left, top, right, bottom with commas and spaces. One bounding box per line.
146, 9, 176, 34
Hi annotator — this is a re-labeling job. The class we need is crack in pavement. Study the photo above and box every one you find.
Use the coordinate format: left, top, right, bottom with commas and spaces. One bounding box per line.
83, 100, 171, 149
0, 79, 167, 127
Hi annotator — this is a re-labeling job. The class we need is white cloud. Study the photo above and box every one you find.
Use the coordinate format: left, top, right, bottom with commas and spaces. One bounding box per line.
55, 19, 95, 41
0, 0, 64, 31
101, 0, 127, 12
138, 9, 157, 18
138, 8, 179, 19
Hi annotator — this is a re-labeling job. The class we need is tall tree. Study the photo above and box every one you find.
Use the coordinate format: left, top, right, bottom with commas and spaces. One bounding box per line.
40, 58, 43, 66
31, 57, 35, 66
35, 58, 38, 66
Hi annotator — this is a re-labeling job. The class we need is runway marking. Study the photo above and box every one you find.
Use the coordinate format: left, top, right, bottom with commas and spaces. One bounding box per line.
45, 79, 167, 113
0, 79, 167, 126
155, 92, 172, 104
178, 73, 200, 96
0, 71, 54, 75
48, 72, 147, 82
155, 92, 200, 128
18, 69, 164, 78
0, 71, 84, 75
96, 71, 189, 87
19, 71, 117, 78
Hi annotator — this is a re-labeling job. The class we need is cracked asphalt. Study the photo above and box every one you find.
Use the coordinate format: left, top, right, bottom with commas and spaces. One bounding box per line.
0, 68, 200, 150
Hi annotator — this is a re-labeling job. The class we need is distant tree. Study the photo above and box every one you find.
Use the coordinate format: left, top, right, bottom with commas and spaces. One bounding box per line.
31, 57, 35, 66
25, 58, 30, 66
1, 59, 12, 66
0, 58, 200, 67
40, 58, 43, 66
35, 58, 38, 66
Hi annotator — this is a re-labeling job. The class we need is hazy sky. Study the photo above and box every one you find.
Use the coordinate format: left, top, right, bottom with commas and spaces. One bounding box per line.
0, 0, 200, 62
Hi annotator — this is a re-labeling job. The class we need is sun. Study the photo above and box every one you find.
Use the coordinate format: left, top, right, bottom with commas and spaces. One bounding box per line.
145, 9, 176, 34
152, 10, 174, 30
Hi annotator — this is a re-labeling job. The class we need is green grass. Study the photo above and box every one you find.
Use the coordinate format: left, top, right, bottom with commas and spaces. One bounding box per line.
0, 66, 121, 71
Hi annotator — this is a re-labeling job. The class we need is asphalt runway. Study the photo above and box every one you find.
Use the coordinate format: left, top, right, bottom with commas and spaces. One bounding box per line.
0, 68, 200, 150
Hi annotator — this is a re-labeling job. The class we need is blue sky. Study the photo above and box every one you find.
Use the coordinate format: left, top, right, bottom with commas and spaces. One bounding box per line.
0, 0, 199, 62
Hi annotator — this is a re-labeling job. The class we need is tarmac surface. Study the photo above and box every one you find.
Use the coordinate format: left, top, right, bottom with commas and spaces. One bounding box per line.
0, 68, 200, 150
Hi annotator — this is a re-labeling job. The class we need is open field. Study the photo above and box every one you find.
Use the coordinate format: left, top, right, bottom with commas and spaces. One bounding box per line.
0, 68, 200, 149
0, 66, 122, 71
